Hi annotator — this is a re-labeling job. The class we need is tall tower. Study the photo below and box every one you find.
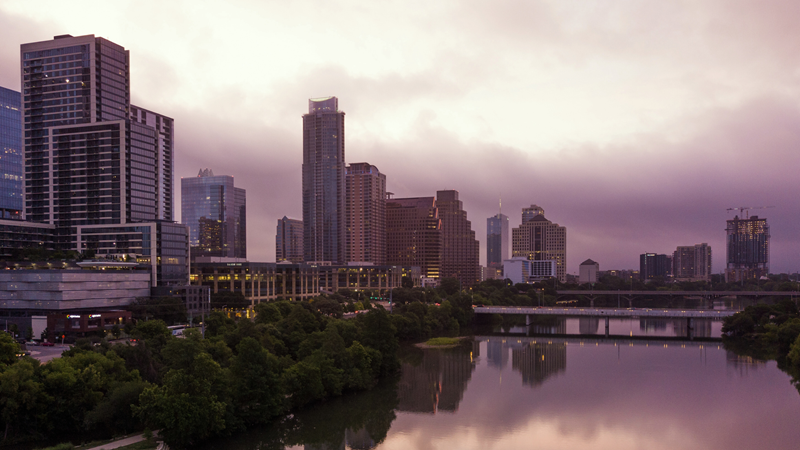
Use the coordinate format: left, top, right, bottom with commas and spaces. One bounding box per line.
0, 86, 22, 219
21, 34, 173, 249
487, 205, 509, 271
437, 190, 480, 287
302, 96, 345, 263
345, 162, 386, 264
386, 196, 442, 280
512, 206, 567, 282
725, 216, 769, 282
276, 216, 303, 263
181, 169, 246, 260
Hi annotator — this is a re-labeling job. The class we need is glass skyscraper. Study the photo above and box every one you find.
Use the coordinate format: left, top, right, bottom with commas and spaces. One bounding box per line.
181, 169, 246, 260
0, 86, 22, 219
302, 96, 345, 263
487, 213, 509, 270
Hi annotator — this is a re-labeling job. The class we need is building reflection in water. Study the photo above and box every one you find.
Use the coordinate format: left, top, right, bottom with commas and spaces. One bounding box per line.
345, 427, 376, 450
487, 338, 509, 369
726, 350, 767, 376
304, 442, 345, 450
397, 342, 478, 413
529, 317, 566, 335
510, 341, 567, 387
639, 319, 668, 332
578, 318, 599, 334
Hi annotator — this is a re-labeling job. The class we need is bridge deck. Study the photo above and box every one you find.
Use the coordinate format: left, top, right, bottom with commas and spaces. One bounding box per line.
556, 290, 799, 297
477, 335, 721, 348
473, 306, 737, 319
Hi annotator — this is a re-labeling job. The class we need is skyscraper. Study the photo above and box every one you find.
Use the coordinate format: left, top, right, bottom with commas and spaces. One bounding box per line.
21, 34, 174, 248
346, 162, 386, 264
20, 34, 186, 286
276, 216, 303, 263
302, 96, 345, 263
0, 86, 22, 219
725, 215, 769, 282
487, 211, 509, 271
639, 253, 669, 280
386, 196, 442, 280
181, 169, 246, 260
673, 243, 712, 282
437, 190, 480, 287
511, 205, 567, 283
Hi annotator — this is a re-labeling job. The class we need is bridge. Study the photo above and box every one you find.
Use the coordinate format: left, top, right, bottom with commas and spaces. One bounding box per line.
477, 335, 722, 349
554, 289, 799, 308
473, 306, 737, 338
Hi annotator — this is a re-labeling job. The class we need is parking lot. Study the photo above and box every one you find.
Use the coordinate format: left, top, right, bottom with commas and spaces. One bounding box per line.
23, 343, 70, 363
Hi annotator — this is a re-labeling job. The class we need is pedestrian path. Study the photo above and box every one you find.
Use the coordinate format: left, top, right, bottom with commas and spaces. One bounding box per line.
83, 433, 147, 450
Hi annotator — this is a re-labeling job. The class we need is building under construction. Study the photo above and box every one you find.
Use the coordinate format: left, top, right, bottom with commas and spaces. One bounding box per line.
725, 215, 769, 282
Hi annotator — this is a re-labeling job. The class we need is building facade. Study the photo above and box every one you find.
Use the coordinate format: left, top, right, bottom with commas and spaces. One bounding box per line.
385, 196, 442, 280
437, 190, 479, 287
579, 259, 599, 284
725, 215, 769, 282
640, 253, 669, 280
504, 257, 557, 285
181, 169, 246, 260
487, 212, 509, 271
0, 86, 22, 219
20, 34, 175, 252
276, 216, 303, 263
345, 162, 386, 264
673, 243, 712, 282
511, 206, 567, 283
302, 96, 345, 263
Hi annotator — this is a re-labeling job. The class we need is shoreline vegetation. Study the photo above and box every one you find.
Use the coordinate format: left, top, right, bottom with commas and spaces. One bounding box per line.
4, 275, 800, 449
416, 337, 468, 348
721, 299, 800, 393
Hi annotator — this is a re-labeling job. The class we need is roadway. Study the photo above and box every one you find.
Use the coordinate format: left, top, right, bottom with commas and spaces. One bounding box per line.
473, 306, 737, 320
556, 290, 799, 297
477, 335, 722, 349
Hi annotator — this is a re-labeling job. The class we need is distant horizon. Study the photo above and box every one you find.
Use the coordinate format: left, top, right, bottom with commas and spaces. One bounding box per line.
2, 2, 798, 273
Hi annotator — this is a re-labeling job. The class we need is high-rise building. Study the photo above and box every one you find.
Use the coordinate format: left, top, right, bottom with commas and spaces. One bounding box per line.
725, 215, 769, 282
181, 169, 246, 260
276, 216, 303, 263
673, 243, 712, 282
302, 96, 345, 264
512, 206, 567, 282
487, 211, 509, 271
640, 253, 669, 280
346, 162, 386, 264
386, 196, 442, 280
0, 86, 22, 219
21, 34, 174, 249
437, 190, 479, 287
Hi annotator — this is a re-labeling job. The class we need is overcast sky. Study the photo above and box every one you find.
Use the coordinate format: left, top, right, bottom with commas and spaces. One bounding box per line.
2, 1, 799, 274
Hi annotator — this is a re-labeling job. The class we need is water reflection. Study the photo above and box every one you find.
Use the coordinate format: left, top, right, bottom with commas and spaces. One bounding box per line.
397, 343, 477, 413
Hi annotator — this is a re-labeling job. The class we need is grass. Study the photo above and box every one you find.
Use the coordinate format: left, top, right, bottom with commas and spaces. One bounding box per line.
425, 337, 461, 346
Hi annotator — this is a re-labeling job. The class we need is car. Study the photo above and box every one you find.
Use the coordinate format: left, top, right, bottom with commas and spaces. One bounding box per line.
40, 341, 54, 347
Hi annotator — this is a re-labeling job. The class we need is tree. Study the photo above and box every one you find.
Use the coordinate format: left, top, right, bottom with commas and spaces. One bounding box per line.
440, 277, 460, 296
0, 332, 19, 367
0, 359, 42, 442
229, 338, 284, 425
135, 353, 227, 449
359, 309, 399, 376
254, 302, 282, 324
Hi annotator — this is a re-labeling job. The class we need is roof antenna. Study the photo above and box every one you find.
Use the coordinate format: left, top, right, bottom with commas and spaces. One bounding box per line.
499, 193, 502, 215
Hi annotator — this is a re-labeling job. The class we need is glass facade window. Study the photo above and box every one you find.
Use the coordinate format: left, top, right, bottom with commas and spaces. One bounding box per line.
181, 169, 246, 260
0, 86, 23, 219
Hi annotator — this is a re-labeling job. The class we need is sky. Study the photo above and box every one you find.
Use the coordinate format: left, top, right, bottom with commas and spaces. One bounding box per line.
1, 0, 799, 274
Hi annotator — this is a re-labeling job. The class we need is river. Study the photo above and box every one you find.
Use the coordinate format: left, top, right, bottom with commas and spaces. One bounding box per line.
199, 323, 800, 450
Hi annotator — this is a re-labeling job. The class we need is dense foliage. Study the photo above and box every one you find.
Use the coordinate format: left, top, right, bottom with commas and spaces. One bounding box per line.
722, 300, 800, 393
0, 303, 399, 449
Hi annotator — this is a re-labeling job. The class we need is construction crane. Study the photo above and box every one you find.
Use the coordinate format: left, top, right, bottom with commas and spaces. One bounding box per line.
726, 206, 775, 219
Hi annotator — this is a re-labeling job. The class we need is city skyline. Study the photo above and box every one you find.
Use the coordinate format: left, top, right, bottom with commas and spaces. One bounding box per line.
1, 2, 799, 273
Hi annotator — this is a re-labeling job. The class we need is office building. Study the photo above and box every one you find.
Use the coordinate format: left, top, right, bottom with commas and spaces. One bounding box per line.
181, 169, 246, 260
345, 162, 386, 264
21, 34, 175, 251
276, 216, 303, 263
437, 190, 480, 287
487, 211, 509, 271
579, 259, 599, 284
725, 215, 769, 282
511, 205, 567, 282
0, 86, 22, 219
302, 96, 345, 263
385, 196, 442, 280
504, 257, 557, 284
640, 253, 669, 280
673, 243, 712, 282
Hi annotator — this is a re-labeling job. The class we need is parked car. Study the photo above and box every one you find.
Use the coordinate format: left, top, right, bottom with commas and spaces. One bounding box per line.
40, 341, 54, 347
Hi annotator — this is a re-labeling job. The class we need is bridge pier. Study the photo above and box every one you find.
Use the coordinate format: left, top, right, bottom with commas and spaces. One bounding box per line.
526, 314, 532, 327
687, 318, 694, 340
604, 317, 609, 337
